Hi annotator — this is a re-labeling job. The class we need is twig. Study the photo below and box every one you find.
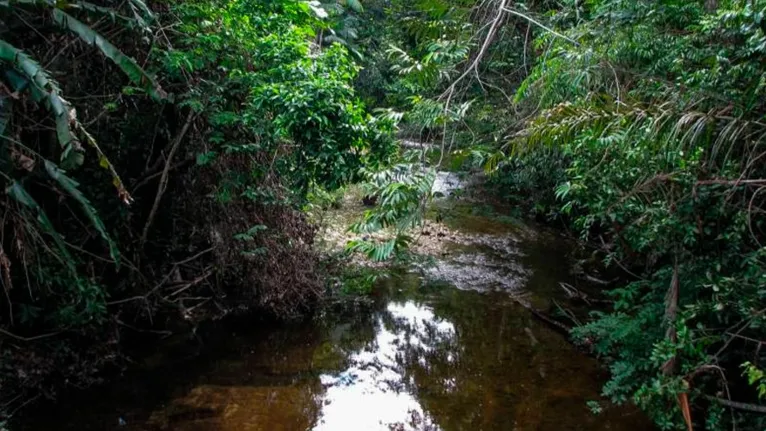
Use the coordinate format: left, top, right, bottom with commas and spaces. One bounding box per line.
173, 247, 213, 266
704, 395, 766, 414
552, 299, 582, 326
131, 160, 191, 194
523, 23, 531, 74
661, 260, 680, 376
501, 7, 580, 46
581, 273, 617, 286
184, 297, 212, 313
167, 268, 214, 298
7, 393, 40, 417
723, 331, 765, 345
140, 111, 196, 246
115, 318, 172, 336
598, 236, 646, 280
696, 178, 766, 186
106, 295, 148, 306
435, 0, 509, 169
511, 296, 572, 334
0, 328, 61, 342
441, 0, 508, 102
714, 308, 766, 358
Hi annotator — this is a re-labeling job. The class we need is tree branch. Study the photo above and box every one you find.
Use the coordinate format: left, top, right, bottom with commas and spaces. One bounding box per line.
140, 111, 196, 246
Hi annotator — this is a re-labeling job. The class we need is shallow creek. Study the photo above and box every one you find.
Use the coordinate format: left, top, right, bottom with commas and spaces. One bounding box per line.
18, 180, 653, 431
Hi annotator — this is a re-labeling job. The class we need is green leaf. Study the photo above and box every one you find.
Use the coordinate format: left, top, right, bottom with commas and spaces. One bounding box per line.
196, 151, 217, 166
0, 95, 11, 137
343, 0, 363, 13
76, 124, 133, 204
306, 1, 328, 18
127, 0, 155, 22
67, 1, 145, 30
2, 69, 30, 94
0, 40, 83, 167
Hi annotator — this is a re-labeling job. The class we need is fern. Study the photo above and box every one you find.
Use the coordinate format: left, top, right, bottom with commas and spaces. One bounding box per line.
347, 163, 434, 262
516, 98, 765, 165
347, 234, 412, 262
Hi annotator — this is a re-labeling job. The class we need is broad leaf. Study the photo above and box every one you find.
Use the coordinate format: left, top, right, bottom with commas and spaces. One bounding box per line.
128, 0, 155, 23
343, 0, 363, 13
0, 40, 83, 167
52, 10, 167, 101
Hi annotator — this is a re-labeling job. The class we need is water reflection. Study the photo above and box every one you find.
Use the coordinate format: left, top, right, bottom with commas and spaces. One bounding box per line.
315, 302, 451, 430
432, 171, 464, 196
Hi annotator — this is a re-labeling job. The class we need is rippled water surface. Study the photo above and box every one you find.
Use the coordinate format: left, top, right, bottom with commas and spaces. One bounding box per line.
18, 201, 653, 431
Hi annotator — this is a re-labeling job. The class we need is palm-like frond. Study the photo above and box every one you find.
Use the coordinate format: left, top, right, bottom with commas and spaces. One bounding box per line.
0, 40, 134, 204
516, 99, 765, 170
75, 125, 133, 205
0, 40, 83, 168
0, 0, 152, 29
44, 160, 120, 265
0, 1, 156, 276
51, 9, 166, 101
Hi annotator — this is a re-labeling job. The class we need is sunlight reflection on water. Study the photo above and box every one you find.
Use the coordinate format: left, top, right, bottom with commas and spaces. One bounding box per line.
315, 302, 452, 430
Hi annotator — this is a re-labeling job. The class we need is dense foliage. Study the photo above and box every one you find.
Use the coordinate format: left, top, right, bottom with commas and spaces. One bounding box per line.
511, 2, 766, 429
3, 0, 766, 429
0, 0, 392, 416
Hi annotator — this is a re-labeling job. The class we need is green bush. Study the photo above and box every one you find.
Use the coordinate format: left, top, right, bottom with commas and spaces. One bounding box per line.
503, 1, 766, 429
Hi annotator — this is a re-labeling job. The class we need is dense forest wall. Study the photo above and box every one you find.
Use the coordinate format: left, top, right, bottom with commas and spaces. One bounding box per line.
0, 0, 394, 418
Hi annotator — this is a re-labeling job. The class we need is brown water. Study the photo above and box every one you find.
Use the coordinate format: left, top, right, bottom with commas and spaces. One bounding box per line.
16, 201, 653, 431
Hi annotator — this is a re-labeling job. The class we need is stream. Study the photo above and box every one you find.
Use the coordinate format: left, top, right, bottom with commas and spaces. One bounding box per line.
17, 176, 653, 431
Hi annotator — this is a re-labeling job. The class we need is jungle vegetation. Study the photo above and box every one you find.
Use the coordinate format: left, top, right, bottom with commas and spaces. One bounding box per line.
1, 0, 765, 430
